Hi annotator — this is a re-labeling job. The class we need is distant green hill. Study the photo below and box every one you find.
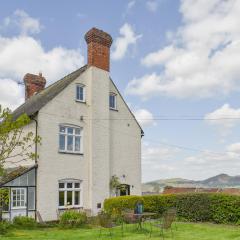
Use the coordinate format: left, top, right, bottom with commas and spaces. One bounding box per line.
142, 174, 240, 193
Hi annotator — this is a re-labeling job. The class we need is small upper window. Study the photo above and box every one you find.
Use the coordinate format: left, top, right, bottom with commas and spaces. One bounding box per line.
76, 84, 85, 102
109, 93, 117, 110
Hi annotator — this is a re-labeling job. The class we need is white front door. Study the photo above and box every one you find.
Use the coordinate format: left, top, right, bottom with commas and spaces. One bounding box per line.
11, 188, 27, 220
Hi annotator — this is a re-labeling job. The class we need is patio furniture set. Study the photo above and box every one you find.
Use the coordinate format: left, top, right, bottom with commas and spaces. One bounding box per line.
97, 206, 177, 239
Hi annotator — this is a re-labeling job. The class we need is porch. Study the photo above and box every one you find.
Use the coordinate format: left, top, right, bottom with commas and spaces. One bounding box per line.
0, 165, 37, 221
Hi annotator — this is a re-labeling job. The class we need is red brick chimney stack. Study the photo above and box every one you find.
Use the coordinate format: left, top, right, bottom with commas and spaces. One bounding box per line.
85, 28, 113, 72
24, 72, 46, 100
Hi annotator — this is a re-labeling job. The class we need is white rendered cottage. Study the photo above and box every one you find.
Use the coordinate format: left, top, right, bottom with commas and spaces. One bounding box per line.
1, 28, 143, 221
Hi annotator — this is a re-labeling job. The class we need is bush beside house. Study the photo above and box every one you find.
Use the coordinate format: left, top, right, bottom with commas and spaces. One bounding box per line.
104, 193, 240, 224
59, 211, 87, 228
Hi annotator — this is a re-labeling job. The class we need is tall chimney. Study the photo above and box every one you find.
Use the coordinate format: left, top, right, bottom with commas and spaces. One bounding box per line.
24, 72, 46, 100
85, 28, 113, 72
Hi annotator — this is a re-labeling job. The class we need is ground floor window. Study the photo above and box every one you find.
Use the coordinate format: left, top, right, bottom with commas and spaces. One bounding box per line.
11, 188, 26, 209
116, 184, 130, 196
58, 180, 82, 208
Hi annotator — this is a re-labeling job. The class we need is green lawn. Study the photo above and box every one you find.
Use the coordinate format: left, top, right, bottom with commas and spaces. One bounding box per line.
1, 222, 240, 240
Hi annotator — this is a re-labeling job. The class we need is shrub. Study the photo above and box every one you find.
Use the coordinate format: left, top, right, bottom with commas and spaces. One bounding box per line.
104, 196, 144, 214
59, 210, 87, 228
104, 193, 240, 224
0, 221, 11, 235
209, 194, 240, 224
12, 216, 37, 229
176, 194, 212, 221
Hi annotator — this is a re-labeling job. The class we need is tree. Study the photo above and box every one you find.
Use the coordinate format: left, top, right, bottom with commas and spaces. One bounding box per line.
109, 175, 123, 197
0, 106, 40, 175
0, 105, 40, 220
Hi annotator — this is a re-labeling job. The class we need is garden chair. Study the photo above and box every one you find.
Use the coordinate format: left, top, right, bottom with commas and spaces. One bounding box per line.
121, 209, 139, 232
150, 208, 176, 239
97, 211, 116, 239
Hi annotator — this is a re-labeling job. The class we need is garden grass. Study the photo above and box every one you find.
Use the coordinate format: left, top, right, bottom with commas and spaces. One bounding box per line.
1, 222, 240, 240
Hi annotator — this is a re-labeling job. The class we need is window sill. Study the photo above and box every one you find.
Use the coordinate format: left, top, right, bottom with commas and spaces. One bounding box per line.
58, 206, 83, 210
110, 108, 118, 112
11, 207, 27, 210
75, 100, 86, 104
58, 151, 84, 156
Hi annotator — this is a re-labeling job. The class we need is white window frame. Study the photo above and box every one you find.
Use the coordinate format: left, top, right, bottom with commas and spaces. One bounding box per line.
59, 125, 83, 154
58, 180, 83, 209
76, 84, 86, 102
109, 93, 117, 110
11, 188, 26, 209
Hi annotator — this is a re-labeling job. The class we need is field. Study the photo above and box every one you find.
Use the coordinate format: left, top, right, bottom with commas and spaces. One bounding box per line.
1, 222, 240, 240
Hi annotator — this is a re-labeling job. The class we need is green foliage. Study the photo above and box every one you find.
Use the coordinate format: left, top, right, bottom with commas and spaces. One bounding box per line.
0, 189, 9, 221
176, 194, 211, 222
209, 194, 240, 224
0, 220, 11, 235
0, 188, 9, 209
59, 210, 87, 228
104, 195, 144, 214
109, 175, 121, 191
0, 105, 41, 176
13, 216, 37, 229
104, 193, 240, 224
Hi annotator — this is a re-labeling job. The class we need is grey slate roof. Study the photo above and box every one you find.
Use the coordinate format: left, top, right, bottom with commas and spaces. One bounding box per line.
11, 64, 143, 135
12, 65, 88, 120
0, 164, 37, 187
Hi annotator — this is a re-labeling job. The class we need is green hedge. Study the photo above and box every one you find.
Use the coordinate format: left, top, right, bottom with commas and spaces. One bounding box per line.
104, 193, 240, 224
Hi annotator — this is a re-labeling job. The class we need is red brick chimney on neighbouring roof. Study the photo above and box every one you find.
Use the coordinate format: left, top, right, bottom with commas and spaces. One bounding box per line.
85, 28, 113, 72
24, 72, 46, 100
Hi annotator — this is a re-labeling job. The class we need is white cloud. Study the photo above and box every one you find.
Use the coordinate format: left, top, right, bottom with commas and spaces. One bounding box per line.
0, 11, 84, 111
127, 0, 240, 99
3, 9, 42, 35
123, 1, 136, 18
142, 141, 179, 181
125, 73, 161, 99
0, 78, 24, 110
143, 142, 178, 162
134, 108, 156, 127
112, 23, 142, 60
184, 142, 240, 169
227, 142, 240, 154
142, 46, 177, 67
142, 140, 240, 181
0, 35, 84, 83
205, 104, 240, 136
127, 1, 136, 11
146, 0, 159, 12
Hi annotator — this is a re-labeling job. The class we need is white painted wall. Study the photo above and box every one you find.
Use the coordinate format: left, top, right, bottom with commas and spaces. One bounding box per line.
37, 69, 91, 221
6, 66, 142, 221
109, 80, 142, 196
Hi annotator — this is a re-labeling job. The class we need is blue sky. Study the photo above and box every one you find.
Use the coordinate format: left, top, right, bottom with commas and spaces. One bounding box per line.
1, 0, 240, 182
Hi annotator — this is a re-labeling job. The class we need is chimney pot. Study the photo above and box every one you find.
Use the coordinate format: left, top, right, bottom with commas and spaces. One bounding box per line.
24, 73, 46, 100
85, 28, 113, 72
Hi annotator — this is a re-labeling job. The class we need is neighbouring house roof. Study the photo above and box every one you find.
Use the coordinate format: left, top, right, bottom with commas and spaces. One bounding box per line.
163, 187, 240, 195
222, 188, 240, 195
0, 164, 37, 187
162, 187, 221, 194
12, 65, 88, 120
